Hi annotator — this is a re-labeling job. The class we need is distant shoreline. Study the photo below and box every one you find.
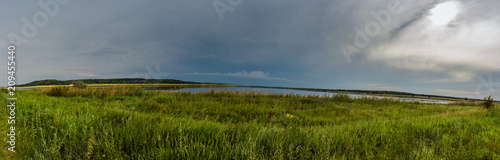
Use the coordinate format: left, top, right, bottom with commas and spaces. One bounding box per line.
241, 85, 492, 102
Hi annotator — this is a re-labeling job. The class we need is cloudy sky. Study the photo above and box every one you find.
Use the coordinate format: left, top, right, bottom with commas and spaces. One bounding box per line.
1, 0, 499, 99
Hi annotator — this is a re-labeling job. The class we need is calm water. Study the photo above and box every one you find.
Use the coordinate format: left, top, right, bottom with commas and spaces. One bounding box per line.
164, 87, 454, 104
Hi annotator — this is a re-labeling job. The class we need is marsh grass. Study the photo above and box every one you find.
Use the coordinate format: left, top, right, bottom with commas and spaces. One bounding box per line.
1, 87, 499, 159
42, 86, 145, 98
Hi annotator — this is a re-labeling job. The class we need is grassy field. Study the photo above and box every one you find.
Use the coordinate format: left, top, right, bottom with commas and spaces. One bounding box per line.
0, 86, 499, 159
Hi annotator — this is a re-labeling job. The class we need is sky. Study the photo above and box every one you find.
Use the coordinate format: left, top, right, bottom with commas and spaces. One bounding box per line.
1, 0, 499, 99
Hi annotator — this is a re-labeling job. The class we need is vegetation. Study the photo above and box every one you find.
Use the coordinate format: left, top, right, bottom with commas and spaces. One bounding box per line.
247, 86, 489, 102
16, 78, 200, 87
18, 79, 496, 102
484, 96, 495, 110
72, 80, 88, 89
1, 86, 499, 159
42, 86, 145, 98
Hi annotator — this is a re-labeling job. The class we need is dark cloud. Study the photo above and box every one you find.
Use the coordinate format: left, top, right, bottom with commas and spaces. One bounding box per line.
1, 0, 499, 99
389, 0, 439, 40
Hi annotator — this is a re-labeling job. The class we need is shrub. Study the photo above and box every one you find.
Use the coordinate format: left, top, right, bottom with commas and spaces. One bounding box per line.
483, 96, 494, 110
73, 80, 87, 89
43, 86, 70, 97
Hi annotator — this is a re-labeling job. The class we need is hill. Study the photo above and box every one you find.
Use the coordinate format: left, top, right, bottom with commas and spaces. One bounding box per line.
16, 78, 200, 87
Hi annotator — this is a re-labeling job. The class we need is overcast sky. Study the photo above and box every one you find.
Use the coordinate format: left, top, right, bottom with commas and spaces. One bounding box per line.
1, 0, 499, 99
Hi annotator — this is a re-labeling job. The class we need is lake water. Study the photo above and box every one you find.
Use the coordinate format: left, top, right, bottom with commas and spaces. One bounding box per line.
164, 87, 454, 104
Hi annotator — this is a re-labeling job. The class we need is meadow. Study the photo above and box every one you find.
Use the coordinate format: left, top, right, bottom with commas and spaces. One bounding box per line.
0, 86, 499, 159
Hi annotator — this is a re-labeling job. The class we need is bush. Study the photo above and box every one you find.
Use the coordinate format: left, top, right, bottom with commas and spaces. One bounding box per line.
483, 96, 494, 110
44, 86, 70, 97
73, 80, 87, 89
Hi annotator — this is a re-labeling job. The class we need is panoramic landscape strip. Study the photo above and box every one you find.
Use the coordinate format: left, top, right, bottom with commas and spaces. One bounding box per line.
2, 1, 500, 159
1, 80, 498, 159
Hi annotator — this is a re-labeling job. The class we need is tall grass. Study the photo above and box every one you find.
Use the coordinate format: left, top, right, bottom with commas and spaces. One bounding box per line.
42, 86, 145, 98
1, 87, 498, 159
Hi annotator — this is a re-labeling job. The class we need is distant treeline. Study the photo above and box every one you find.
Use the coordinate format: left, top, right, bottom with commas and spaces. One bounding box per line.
17, 78, 200, 87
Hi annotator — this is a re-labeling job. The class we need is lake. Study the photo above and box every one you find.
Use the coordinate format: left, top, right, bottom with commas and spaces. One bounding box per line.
163, 87, 455, 104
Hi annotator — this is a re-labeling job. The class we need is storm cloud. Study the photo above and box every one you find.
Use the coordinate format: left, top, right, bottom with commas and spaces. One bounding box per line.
1, 0, 499, 99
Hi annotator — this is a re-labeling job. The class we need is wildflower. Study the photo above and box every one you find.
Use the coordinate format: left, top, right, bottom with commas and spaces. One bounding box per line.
285, 113, 293, 118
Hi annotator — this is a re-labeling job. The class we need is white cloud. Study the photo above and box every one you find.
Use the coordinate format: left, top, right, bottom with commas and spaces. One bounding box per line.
367, 4, 500, 82
100, 73, 148, 79
183, 70, 288, 81
75, 72, 98, 78
366, 84, 402, 91
435, 89, 477, 98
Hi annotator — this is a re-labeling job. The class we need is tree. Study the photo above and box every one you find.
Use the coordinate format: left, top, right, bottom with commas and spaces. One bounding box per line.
73, 80, 87, 89
483, 96, 494, 110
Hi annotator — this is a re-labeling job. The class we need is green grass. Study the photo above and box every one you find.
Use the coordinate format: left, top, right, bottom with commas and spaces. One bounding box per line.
1, 87, 499, 159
